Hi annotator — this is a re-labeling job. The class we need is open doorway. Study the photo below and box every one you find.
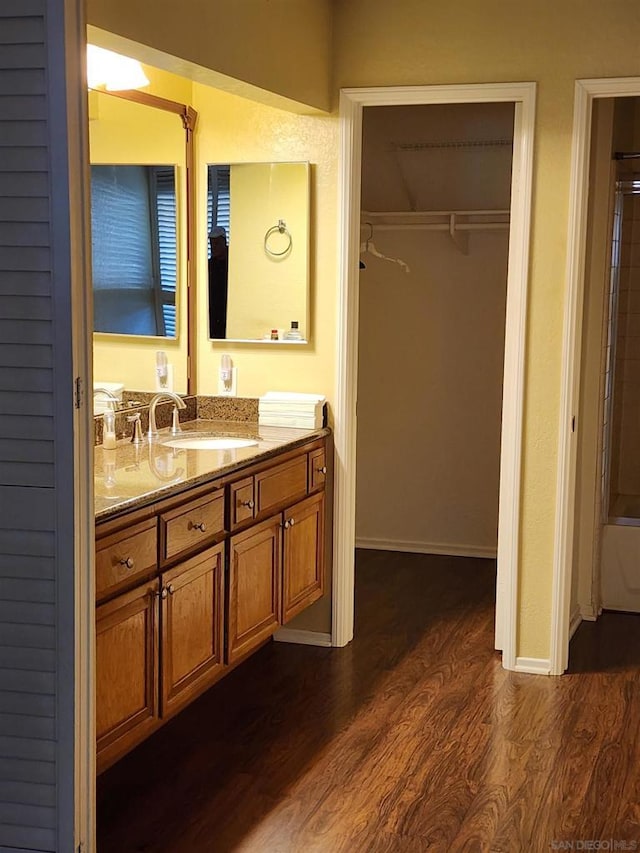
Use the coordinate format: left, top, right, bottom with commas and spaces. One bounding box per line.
354, 102, 514, 646
334, 84, 536, 672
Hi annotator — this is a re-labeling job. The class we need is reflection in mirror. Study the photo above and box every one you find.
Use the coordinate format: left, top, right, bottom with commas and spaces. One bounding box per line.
91, 164, 177, 337
207, 162, 310, 343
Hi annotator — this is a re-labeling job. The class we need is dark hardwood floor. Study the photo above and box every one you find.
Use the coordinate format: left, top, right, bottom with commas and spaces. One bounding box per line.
97, 550, 640, 852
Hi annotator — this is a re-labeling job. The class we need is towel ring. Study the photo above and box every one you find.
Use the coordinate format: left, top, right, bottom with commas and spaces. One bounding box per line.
264, 219, 292, 257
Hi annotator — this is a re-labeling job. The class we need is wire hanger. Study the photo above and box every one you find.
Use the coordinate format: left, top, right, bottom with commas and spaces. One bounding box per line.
360, 222, 411, 273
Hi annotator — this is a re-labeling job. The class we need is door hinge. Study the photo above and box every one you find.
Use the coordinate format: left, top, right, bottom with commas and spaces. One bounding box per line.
77, 843, 85, 853
75, 376, 83, 409
571, 415, 576, 433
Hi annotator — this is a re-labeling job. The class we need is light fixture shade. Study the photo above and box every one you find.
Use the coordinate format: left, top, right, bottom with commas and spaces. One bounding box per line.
87, 45, 150, 91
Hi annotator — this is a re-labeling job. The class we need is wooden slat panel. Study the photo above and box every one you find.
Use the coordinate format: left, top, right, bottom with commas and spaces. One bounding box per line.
0, 70, 44, 96
0, 624, 54, 650
0, 246, 50, 270
0, 759, 53, 785
0, 42, 46, 70
0, 825, 55, 851
0, 196, 48, 220
0, 19, 45, 45
0, 692, 54, 718
0, 714, 54, 741
0, 554, 54, 580
0, 221, 50, 244
0, 298, 51, 321
0, 602, 54, 626
0, 2, 45, 17
0, 579, 54, 604
0, 736, 54, 762
0, 391, 53, 415
0, 780, 54, 808
0, 462, 53, 491
0, 670, 54, 695
0, 318, 51, 343
0, 95, 46, 120
0, 530, 53, 558
0, 171, 48, 195
0, 270, 51, 296
0, 488, 54, 531
0, 440, 53, 463
0, 464, 53, 488
0, 346, 52, 370
0, 367, 52, 392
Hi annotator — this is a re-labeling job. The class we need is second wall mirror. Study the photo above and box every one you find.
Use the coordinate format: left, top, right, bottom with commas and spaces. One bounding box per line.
206, 161, 310, 343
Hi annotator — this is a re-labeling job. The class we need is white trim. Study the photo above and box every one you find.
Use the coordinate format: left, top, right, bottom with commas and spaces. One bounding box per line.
274, 629, 332, 647
355, 537, 497, 560
569, 607, 582, 640
515, 657, 551, 675
552, 77, 640, 677
334, 83, 537, 672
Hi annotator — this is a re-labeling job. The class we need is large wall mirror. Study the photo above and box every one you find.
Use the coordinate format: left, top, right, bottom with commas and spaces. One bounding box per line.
91, 164, 177, 337
89, 86, 196, 394
207, 161, 310, 343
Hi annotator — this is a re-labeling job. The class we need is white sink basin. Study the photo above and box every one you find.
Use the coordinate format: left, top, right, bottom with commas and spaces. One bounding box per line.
161, 435, 258, 451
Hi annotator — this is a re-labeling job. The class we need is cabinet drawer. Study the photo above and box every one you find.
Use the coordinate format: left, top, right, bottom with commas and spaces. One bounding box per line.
230, 476, 255, 529
160, 490, 224, 563
255, 455, 307, 516
96, 519, 158, 602
308, 448, 327, 491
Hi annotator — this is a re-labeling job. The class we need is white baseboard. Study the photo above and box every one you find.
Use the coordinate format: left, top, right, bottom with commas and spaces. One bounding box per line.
579, 603, 599, 622
514, 657, 551, 675
569, 607, 582, 639
355, 536, 497, 560
273, 629, 332, 647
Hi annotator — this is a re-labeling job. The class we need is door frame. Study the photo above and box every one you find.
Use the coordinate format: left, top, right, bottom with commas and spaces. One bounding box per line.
332, 83, 536, 672
551, 77, 640, 676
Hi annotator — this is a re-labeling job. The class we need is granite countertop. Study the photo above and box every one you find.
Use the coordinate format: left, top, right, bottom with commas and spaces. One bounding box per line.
95, 419, 330, 522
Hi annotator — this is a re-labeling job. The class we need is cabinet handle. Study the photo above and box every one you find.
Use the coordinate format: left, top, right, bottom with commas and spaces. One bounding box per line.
240, 499, 255, 509
160, 587, 168, 600
167, 584, 175, 595
192, 521, 206, 532
316, 466, 327, 475
119, 557, 134, 569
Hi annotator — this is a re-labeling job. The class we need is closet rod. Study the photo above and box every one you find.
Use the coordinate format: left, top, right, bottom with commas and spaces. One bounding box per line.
362, 209, 510, 219
614, 152, 640, 160
368, 223, 509, 232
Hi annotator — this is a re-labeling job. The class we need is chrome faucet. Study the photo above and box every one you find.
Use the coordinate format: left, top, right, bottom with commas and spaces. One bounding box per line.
148, 392, 186, 440
93, 387, 119, 410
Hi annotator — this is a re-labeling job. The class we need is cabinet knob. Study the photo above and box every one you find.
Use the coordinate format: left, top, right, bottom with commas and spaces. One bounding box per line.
289, 517, 295, 526
283, 520, 290, 529
161, 587, 168, 600
119, 557, 134, 569
241, 499, 255, 509
167, 584, 175, 596
192, 521, 206, 532
316, 466, 327, 475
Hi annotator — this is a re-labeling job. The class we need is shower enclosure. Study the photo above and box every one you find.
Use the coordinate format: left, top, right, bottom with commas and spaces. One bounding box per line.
600, 171, 640, 613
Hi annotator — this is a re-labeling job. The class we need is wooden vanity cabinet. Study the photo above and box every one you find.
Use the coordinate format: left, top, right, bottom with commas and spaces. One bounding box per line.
96, 578, 160, 770
161, 543, 225, 718
227, 516, 282, 664
282, 492, 325, 623
96, 435, 329, 772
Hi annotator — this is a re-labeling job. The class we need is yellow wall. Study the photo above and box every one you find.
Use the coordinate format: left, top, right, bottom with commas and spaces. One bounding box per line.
86, 1, 332, 112
193, 82, 338, 401
90, 65, 190, 392
333, 0, 640, 659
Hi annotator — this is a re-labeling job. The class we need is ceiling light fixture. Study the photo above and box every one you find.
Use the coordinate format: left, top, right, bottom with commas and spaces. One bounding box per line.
87, 44, 150, 91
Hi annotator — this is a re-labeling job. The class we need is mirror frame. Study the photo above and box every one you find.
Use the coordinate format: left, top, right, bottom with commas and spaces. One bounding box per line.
90, 88, 198, 394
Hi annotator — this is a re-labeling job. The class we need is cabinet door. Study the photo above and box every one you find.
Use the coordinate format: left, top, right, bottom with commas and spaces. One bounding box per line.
96, 579, 160, 773
282, 492, 325, 623
161, 543, 225, 718
228, 516, 281, 664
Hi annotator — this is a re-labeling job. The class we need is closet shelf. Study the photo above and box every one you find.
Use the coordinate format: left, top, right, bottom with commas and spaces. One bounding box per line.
360, 210, 510, 254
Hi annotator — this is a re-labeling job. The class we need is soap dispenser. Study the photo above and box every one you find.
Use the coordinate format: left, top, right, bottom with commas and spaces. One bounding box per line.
102, 409, 116, 450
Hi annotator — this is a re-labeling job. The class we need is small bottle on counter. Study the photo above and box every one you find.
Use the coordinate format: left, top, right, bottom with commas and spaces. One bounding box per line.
270, 329, 279, 340
103, 409, 117, 450
283, 321, 303, 341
